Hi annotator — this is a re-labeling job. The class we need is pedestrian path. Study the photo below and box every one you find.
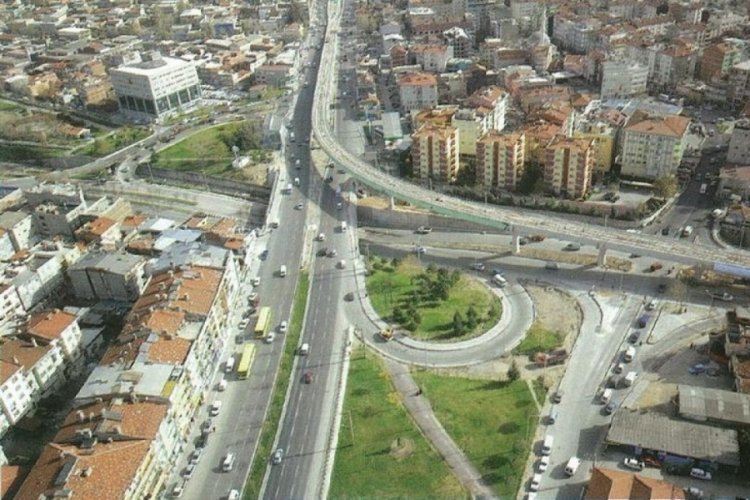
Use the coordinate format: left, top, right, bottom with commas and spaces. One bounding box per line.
385, 359, 498, 500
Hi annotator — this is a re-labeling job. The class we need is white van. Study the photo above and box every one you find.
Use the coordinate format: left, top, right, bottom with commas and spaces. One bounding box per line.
294, 177, 300, 186
541, 435, 554, 455
492, 274, 507, 287
217, 376, 227, 392
222, 453, 235, 472
224, 356, 235, 373
600, 388, 613, 404
295, 159, 301, 169
299, 343, 310, 355
565, 456, 581, 476
340, 221, 347, 232
624, 371, 637, 387
279, 265, 287, 277
624, 346, 636, 362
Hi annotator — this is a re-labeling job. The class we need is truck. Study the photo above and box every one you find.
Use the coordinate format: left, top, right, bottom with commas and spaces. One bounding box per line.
534, 349, 568, 367
282, 183, 293, 194
624, 371, 637, 387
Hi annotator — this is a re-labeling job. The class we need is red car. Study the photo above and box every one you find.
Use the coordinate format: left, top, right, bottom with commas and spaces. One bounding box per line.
303, 371, 314, 384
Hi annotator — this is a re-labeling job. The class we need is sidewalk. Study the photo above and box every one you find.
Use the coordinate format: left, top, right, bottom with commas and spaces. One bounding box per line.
385, 359, 498, 500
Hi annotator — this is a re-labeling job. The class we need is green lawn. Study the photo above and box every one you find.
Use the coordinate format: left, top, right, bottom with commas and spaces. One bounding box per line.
77, 126, 150, 156
512, 321, 563, 356
244, 272, 309, 499
152, 123, 241, 176
330, 349, 466, 498
411, 373, 545, 497
366, 256, 502, 341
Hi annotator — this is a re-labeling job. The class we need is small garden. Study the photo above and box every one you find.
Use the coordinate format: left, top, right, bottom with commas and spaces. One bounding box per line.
366, 255, 502, 341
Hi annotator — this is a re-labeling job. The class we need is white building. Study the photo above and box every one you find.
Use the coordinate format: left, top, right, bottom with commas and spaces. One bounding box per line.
110, 52, 201, 120
620, 111, 690, 179
0, 358, 35, 435
26, 310, 83, 362
398, 72, 439, 113
600, 59, 648, 98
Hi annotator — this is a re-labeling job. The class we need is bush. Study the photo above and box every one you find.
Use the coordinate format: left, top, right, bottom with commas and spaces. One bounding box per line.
507, 361, 520, 382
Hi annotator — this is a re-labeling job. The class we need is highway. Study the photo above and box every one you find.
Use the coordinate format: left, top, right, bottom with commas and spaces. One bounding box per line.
261, 0, 356, 497
310, 0, 750, 269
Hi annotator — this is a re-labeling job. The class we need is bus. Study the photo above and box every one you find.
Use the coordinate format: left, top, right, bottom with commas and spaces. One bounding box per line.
237, 344, 256, 380
254, 306, 272, 339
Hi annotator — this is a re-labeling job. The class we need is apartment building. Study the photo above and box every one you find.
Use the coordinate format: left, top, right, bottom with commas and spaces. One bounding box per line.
650, 42, 698, 91
728, 60, 750, 109
110, 52, 201, 120
25, 310, 83, 362
476, 131, 526, 190
543, 136, 595, 198
67, 251, 148, 302
15, 398, 170, 499
699, 42, 742, 82
572, 119, 616, 174
411, 44, 453, 72
727, 120, 750, 165
450, 86, 507, 157
0, 283, 24, 328
600, 59, 648, 99
0, 357, 36, 436
620, 111, 690, 179
411, 123, 459, 182
398, 72, 439, 113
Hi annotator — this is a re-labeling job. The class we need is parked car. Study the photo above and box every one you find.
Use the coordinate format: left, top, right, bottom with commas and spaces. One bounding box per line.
689, 468, 712, 481
416, 226, 432, 234
470, 263, 486, 271
689, 363, 707, 375
530, 473, 542, 492
604, 400, 617, 415
538, 456, 549, 473
623, 457, 645, 471
183, 463, 196, 479
706, 290, 734, 302
552, 390, 563, 403
189, 448, 203, 465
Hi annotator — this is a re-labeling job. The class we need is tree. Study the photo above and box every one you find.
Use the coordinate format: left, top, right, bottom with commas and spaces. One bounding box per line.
450, 269, 461, 286
392, 306, 406, 324
507, 360, 520, 382
652, 176, 678, 199
452, 311, 465, 336
454, 159, 477, 187
466, 306, 479, 329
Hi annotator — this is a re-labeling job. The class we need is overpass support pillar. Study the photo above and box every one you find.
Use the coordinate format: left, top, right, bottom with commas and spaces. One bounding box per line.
511, 227, 520, 254
597, 244, 608, 267
388, 196, 395, 210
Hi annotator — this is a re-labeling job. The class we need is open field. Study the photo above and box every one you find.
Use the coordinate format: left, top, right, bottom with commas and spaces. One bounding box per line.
411, 372, 545, 497
330, 350, 466, 498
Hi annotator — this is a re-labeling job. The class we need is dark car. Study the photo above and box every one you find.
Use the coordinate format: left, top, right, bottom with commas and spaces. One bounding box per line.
317, 248, 328, 257
303, 371, 314, 384
661, 226, 670, 235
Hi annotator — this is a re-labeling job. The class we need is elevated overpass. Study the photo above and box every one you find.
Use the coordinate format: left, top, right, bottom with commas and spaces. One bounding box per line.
311, 1, 750, 269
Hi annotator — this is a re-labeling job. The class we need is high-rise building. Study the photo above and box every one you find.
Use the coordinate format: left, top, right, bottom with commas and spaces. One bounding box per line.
620, 111, 690, 179
543, 136, 594, 198
476, 131, 526, 190
411, 123, 460, 182
110, 52, 201, 120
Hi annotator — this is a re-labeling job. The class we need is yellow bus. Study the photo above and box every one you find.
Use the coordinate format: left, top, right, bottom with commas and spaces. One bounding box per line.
237, 344, 256, 380
254, 306, 272, 339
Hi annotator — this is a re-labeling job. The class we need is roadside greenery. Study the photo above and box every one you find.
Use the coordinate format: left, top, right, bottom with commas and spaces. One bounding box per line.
330, 349, 466, 498
244, 272, 309, 499
411, 372, 545, 497
512, 321, 563, 356
366, 256, 501, 341
77, 126, 150, 157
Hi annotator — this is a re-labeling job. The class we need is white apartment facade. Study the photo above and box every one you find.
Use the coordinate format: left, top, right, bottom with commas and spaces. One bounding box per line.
398, 72, 439, 113
620, 111, 690, 179
600, 59, 648, 98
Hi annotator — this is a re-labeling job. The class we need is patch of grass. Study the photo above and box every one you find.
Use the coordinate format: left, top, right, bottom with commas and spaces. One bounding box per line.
411, 373, 545, 497
512, 321, 563, 356
77, 126, 150, 156
330, 349, 467, 498
152, 123, 242, 176
366, 256, 502, 341
244, 272, 309, 499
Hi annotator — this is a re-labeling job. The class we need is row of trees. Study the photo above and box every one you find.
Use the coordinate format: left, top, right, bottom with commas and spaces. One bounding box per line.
389, 264, 460, 332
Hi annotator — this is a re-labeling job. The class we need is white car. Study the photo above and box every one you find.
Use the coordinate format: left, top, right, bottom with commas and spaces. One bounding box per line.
623, 457, 644, 471
530, 473, 542, 492
279, 321, 288, 333
689, 468, 712, 480
265, 331, 276, 344
538, 456, 549, 473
